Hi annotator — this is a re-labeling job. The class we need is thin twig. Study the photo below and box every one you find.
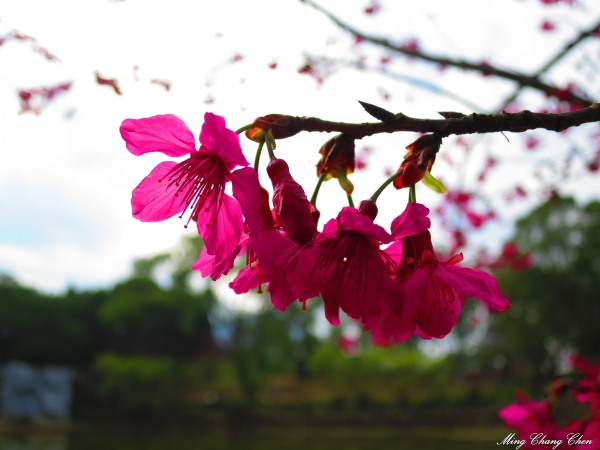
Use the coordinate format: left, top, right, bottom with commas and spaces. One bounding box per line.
301, 0, 595, 108
496, 18, 600, 111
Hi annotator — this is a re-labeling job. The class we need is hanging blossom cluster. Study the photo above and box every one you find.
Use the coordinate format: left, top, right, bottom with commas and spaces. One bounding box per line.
499, 355, 600, 449
120, 112, 510, 343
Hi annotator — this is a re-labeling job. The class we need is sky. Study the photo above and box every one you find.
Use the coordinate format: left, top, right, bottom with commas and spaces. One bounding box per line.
1, 0, 600, 296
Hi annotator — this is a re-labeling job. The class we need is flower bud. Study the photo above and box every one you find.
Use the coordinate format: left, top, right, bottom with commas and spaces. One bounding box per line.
358, 199, 378, 221
394, 134, 441, 190
267, 158, 317, 245
245, 114, 304, 142
316, 133, 356, 194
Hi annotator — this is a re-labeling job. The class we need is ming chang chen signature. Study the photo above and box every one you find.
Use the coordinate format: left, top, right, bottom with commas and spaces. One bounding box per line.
497, 432, 594, 449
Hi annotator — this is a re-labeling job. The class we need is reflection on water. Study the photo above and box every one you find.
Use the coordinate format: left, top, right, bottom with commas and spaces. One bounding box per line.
0, 427, 507, 450
0, 435, 67, 450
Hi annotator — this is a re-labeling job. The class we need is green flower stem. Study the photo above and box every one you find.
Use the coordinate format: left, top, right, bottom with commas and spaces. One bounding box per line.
347, 194, 354, 207
235, 124, 253, 134
310, 174, 326, 206
369, 171, 403, 202
265, 129, 276, 160
408, 185, 417, 203
254, 138, 265, 171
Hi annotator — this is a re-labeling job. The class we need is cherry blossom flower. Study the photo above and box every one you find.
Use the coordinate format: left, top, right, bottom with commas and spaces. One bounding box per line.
17, 82, 72, 115
570, 355, 600, 411
372, 205, 509, 341
120, 113, 261, 259
284, 200, 404, 326
499, 391, 562, 448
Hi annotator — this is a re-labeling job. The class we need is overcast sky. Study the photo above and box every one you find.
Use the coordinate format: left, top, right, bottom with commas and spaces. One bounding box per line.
1, 0, 600, 296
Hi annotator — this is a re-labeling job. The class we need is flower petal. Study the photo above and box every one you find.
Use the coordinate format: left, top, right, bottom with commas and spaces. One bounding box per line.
192, 242, 243, 281
324, 300, 341, 326
120, 115, 196, 157
197, 193, 243, 259
229, 267, 261, 294
322, 248, 396, 324
368, 303, 415, 343
250, 229, 297, 275
433, 264, 510, 311
382, 240, 403, 265
396, 267, 429, 316
390, 203, 431, 239
417, 280, 462, 339
199, 112, 248, 169
338, 207, 392, 243
286, 245, 328, 301
131, 161, 188, 222
230, 167, 262, 235
268, 276, 297, 311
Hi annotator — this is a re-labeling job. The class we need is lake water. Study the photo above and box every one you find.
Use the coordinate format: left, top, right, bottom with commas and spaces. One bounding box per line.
0, 427, 509, 450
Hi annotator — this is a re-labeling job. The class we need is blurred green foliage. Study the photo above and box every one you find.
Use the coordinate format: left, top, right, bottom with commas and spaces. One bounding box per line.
1, 198, 599, 418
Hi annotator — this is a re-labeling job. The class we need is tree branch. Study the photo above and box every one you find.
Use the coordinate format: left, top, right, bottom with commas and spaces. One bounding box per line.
291, 103, 600, 139
497, 17, 600, 110
301, 0, 596, 108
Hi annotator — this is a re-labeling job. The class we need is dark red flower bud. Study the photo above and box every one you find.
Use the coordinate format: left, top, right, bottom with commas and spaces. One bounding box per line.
245, 114, 304, 142
358, 199, 378, 221
267, 158, 317, 245
394, 134, 441, 190
316, 133, 356, 194
393, 162, 423, 189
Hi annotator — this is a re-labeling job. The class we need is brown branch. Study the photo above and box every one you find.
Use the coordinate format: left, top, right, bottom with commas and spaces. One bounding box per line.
301, 0, 595, 108
288, 103, 600, 139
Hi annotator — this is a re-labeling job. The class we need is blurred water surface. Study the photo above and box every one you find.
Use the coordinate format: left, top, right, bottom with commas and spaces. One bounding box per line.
0, 427, 507, 450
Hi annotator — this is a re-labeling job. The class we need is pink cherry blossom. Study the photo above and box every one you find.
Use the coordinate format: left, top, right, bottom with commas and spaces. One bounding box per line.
499, 391, 562, 448
284, 200, 399, 326
121, 112, 261, 259
570, 355, 600, 411
371, 205, 509, 342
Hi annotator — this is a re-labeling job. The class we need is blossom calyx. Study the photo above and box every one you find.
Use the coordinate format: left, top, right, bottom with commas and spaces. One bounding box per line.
316, 133, 356, 194
245, 114, 304, 142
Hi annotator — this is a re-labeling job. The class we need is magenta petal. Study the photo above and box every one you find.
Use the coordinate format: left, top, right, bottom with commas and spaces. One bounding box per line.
383, 241, 403, 265
338, 207, 393, 243
229, 267, 260, 294
230, 167, 262, 235
286, 246, 327, 301
269, 276, 297, 311
417, 280, 462, 339
414, 326, 433, 340
250, 230, 297, 275
322, 249, 396, 323
199, 112, 248, 169
192, 244, 241, 281
321, 218, 339, 236
324, 300, 341, 326
132, 161, 188, 222
395, 268, 429, 315
433, 264, 510, 311
390, 203, 431, 239
191, 247, 216, 277
370, 304, 415, 343
197, 193, 243, 259
120, 115, 196, 157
